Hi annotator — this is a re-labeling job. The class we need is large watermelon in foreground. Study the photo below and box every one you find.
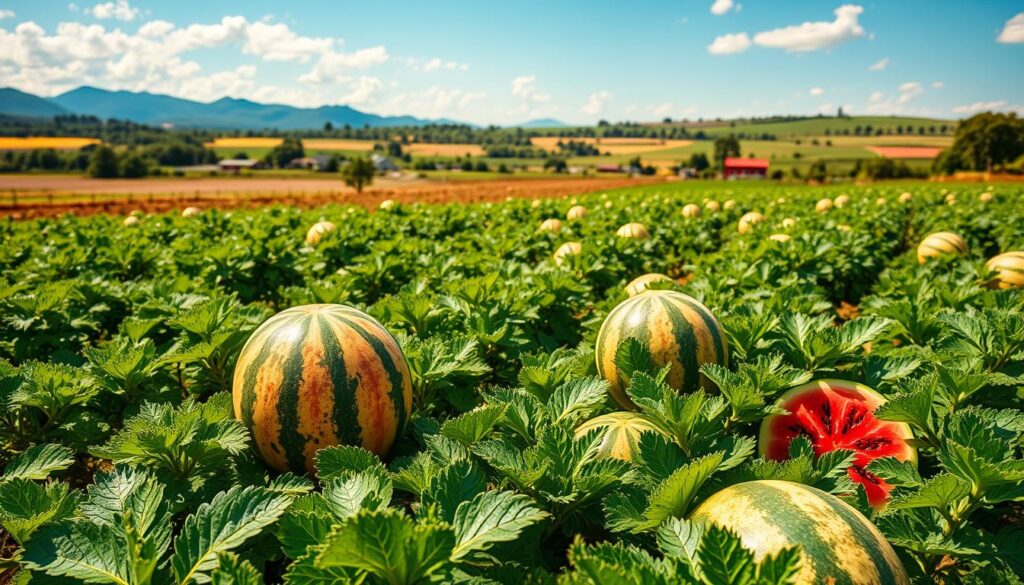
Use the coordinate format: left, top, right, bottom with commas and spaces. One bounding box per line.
690, 480, 910, 585
595, 289, 728, 409
232, 303, 413, 474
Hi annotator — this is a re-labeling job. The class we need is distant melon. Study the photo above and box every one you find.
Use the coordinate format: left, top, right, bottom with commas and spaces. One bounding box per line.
616, 223, 650, 239
985, 251, 1024, 288
379, 199, 396, 211
705, 200, 721, 212
769, 233, 791, 243
834, 194, 850, 208
899, 192, 913, 203
625, 273, 672, 297
539, 218, 563, 233
682, 204, 701, 218
567, 205, 588, 221
182, 206, 202, 217
917, 232, 967, 263
306, 221, 337, 245
815, 198, 834, 213
554, 241, 583, 265
738, 211, 765, 234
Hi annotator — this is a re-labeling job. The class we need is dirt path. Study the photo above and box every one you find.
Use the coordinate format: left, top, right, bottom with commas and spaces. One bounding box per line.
0, 175, 662, 219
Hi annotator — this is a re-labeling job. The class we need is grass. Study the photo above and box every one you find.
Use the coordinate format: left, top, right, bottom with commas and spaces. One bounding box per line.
668, 115, 956, 138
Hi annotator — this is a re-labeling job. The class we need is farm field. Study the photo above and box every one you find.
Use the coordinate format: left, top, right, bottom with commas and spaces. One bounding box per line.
663, 115, 957, 138
0, 137, 101, 150
1, 179, 1021, 584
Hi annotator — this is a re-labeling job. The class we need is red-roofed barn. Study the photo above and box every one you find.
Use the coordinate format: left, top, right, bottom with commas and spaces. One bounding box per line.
724, 157, 769, 179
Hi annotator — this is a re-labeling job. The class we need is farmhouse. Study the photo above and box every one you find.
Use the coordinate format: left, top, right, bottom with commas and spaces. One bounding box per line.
371, 154, 399, 172
218, 159, 262, 173
596, 163, 624, 173
287, 157, 321, 170
724, 157, 769, 179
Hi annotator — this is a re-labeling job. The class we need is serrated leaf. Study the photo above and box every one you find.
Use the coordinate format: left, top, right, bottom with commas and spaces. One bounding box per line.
422, 460, 487, 523
315, 446, 384, 482
451, 491, 549, 562
170, 486, 293, 584
546, 378, 608, 425
696, 524, 756, 585
656, 517, 702, 566
21, 521, 133, 585
440, 405, 508, 447
889, 473, 970, 511
322, 470, 393, 520
1, 444, 75, 482
209, 553, 262, 585
643, 452, 725, 529
317, 509, 454, 584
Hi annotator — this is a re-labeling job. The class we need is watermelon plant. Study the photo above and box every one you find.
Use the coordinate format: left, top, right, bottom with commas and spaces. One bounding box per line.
0, 182, 1022, 584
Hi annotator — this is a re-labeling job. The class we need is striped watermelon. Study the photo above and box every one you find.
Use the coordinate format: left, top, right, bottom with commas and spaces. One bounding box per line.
595, 290, 728, 409
986, 251, 1024, 288
625, 273, 671, 297
690, 480, 909, 585
306, 221, 337, 245
232, 304, 413, 474
574, 411, 665, 461
616, 222, 650, 239
917, 231, 967, 263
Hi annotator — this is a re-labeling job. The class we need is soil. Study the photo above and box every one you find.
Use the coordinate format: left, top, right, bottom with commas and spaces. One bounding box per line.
0, 175, 662, 219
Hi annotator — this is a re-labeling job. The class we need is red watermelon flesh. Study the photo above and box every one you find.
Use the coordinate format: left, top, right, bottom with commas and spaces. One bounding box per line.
758, 380, 916, 507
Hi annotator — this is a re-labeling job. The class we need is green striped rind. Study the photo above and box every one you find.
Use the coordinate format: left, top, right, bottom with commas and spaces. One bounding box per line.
986, 251, 1024, 288
916, 231, 967, 263
232, 304, 413, 474
690, 480, 910, 585
595, 290, 728, 409
574, 412, 665, 461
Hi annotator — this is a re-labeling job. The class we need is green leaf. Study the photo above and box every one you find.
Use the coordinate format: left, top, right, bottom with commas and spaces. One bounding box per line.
865, 457, 923, 488
277, 506, 334, 560
614, 337, 655, 383
756, 546, 802, 585
282, 549, 362, 585
656, 517, 702, 566
317, 509, 454, 585
546, 377, 608, 425
0, 479, 81, 543
451, 491, 549, 562
1, 444, 75, 482
440, 404, 508, 447
422, 460, 487, 523
322, 470, 393, 520
170, 486, 293, 584
82, 466, 171, 555
21, 521, 133, 585
209, 553, 262, 585
889, 474, 970, 511
642, 452, 725, 529
696, 524, 756, 585
316, 446, 384, 483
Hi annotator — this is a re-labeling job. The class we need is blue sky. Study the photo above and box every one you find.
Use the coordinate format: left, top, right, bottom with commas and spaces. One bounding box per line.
0, 0, 1021, 124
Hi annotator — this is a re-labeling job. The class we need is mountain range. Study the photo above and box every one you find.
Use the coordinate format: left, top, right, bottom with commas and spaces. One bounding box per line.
0, 86, 569, 130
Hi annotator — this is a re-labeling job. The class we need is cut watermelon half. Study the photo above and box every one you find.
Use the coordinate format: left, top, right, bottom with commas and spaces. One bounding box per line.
758, 379, 916, 508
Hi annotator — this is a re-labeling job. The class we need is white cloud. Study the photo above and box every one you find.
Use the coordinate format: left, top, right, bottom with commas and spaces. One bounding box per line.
931, 81, 944, 89
707, 32, 750, 55
952, 100, 1006, 114
997, 13, 1024, 43
753, 4, 865, 52
809, 87, 824, 97
865, 81, 925, 114
0, 9, 15, 19
648, 102, 674, 118
868, 57, 889, 71
411, 57, 469, 72
242, 21, 332, 62
90, 0, 138, 22
299, 45, 390, 83
373, 86, 486, 119
581, 90, 612, 116
339, 76, 382, 105
511, 75, 550, 103
710, 0, 734, 15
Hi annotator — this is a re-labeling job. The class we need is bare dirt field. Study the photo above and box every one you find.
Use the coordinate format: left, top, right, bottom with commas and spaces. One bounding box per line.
0, 175, 660, 219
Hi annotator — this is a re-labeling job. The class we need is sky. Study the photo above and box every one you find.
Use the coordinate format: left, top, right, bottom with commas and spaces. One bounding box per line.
0, 0, 1021, 125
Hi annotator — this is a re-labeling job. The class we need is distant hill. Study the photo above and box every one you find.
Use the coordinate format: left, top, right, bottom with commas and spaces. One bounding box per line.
0, 88, 69, 118
1, 86, 461, 130
514, 118, 571, 128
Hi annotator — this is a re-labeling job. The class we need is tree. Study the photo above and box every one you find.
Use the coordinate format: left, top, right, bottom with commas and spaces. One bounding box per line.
943, 112, 1024, 172
543, 157, 567, 173
688, 152, 710, 171
712, 135, 741, 168
324, 121, 334, 132
87, 145, 119, 178
807, 160, 827, 182
270, 137, 305, 168
342, 157, 375, 193
119, 152, 149, 178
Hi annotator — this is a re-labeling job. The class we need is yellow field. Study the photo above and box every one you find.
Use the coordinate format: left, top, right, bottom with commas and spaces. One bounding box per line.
531, 136, 693, 155
0, 137, 101, 150
823, 135, 953, 148
405, 143, 486, 157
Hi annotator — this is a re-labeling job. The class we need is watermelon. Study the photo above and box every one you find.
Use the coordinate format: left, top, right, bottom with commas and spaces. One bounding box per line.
985, 251, 1024, 288
616, 222, 650, 239
306, 221, 337, 245
758, 379, 916, 507
553, 241, 582, 266
574, 411, 664, 461
738, 211, 765, 234
690, 480, 910, 585
624, 273, 671, 297
681, 204, 701, 218
566, 205, 588, 221
595, 290, 728, 409
232, 304, 413, 474
539, 218, 563, 233
917, 231, 967, 263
